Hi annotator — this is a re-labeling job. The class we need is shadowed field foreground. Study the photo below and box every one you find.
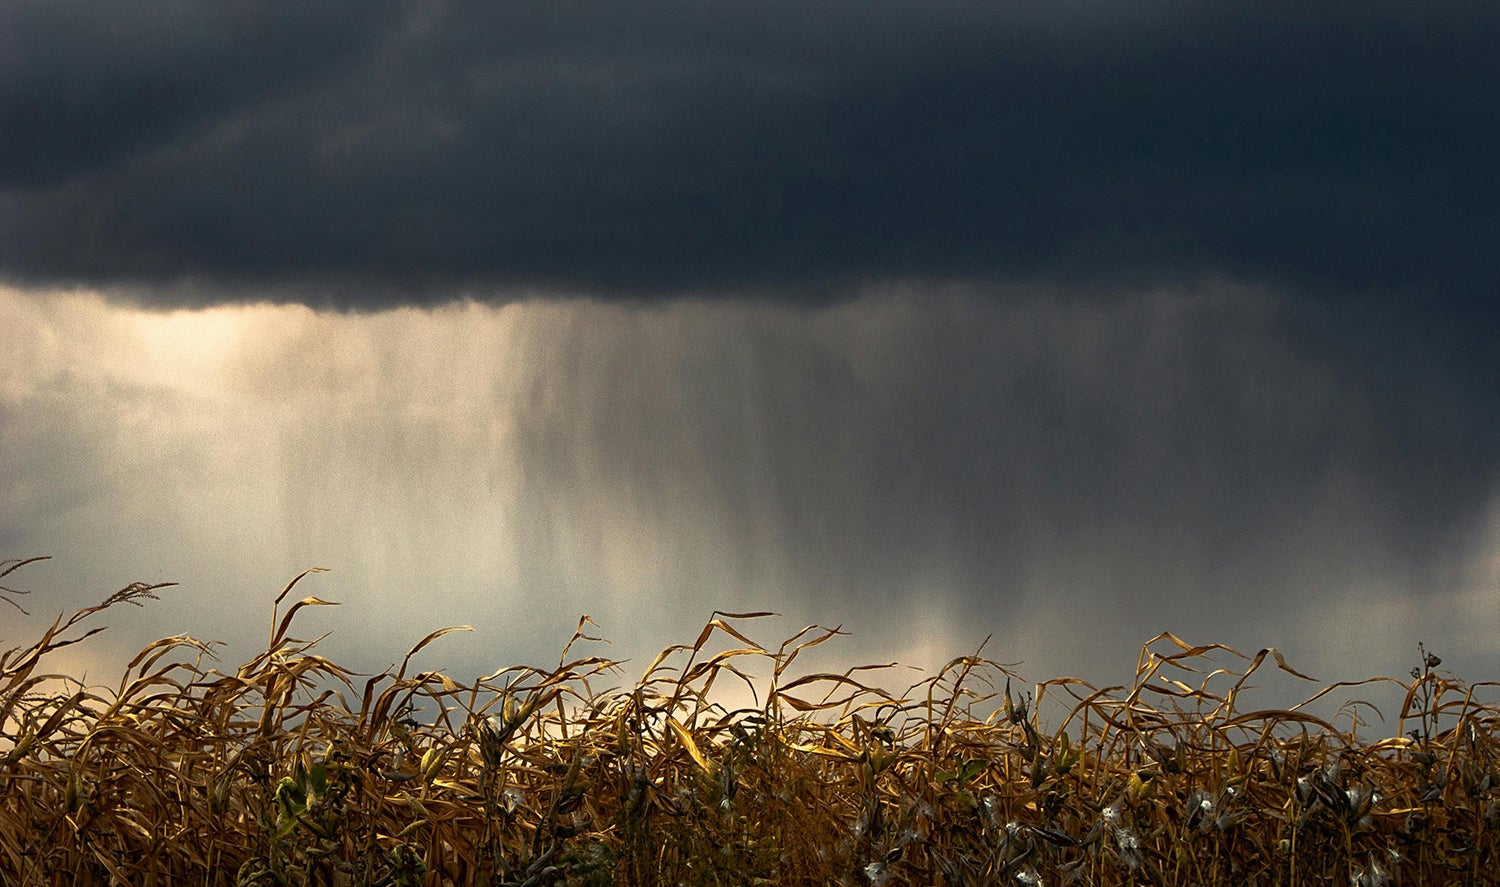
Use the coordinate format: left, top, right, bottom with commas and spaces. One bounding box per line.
2, 558, 1498, 886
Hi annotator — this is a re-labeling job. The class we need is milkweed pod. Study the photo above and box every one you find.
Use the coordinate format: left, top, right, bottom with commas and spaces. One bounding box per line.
421, 747, 447, 782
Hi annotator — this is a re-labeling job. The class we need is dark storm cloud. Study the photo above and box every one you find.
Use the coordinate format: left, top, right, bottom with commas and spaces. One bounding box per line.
0, 2, 399, 190
3, 1, 1497, 314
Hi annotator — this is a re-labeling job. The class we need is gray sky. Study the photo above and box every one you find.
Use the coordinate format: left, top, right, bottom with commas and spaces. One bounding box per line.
3, 2, 1498, 720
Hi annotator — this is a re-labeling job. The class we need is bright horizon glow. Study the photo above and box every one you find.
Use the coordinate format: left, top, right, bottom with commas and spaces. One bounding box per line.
3, 284, 1498, 723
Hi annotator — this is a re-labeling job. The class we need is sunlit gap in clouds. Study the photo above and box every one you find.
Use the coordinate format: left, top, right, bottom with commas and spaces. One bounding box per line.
2, 288, 989, 690
3, 283, 1500, 725
3, 288, 900, 688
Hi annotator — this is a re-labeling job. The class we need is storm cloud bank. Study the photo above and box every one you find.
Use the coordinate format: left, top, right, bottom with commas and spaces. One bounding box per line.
3, 1, 1497, 316
3, 3, 1499, 712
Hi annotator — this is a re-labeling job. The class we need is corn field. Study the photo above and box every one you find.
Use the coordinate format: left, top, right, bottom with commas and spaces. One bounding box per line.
2, 557, 1497, 886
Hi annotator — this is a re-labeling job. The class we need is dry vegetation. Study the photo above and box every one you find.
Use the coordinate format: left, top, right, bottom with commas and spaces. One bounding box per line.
2, 556, 1499, 886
